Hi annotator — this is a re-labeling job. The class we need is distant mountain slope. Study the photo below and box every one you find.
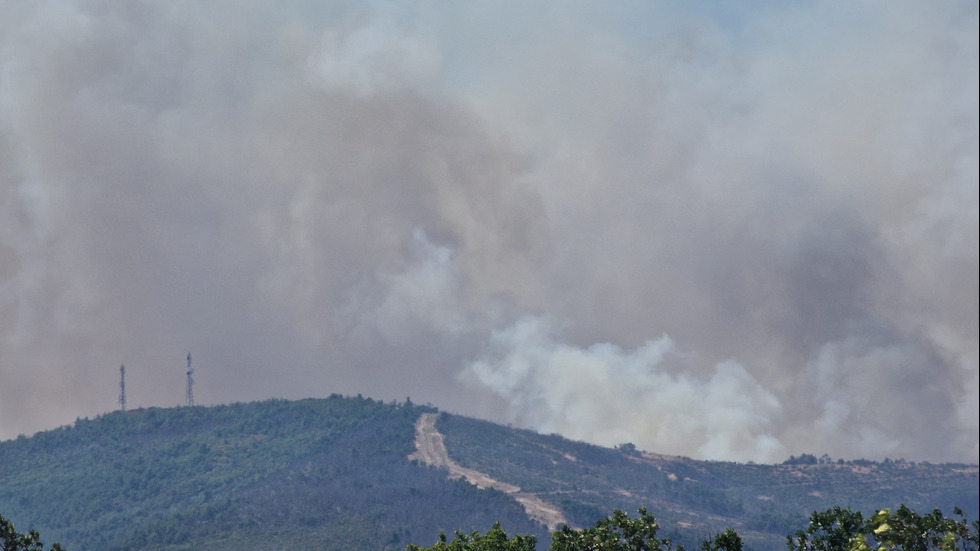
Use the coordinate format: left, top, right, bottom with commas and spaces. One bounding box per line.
0, 396, 976, 551
436, 413, 979, 549
0, 397, 548, 550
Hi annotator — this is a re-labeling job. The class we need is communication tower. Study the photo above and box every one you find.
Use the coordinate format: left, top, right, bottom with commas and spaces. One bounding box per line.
185, 353, 194, 407
118, 364, 126, 412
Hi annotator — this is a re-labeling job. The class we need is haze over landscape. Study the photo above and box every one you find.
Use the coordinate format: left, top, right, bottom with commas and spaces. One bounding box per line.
0, 1, 976, 465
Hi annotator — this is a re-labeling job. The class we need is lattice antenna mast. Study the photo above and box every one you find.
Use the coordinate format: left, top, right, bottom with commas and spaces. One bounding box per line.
118, 364, 126, 412
185, 353, 194, 407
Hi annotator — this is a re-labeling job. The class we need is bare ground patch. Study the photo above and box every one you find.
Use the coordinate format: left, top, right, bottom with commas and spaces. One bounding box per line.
409, 412, 568, 530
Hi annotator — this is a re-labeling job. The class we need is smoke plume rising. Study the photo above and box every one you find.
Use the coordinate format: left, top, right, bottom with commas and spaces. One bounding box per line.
0, 1, 976, 463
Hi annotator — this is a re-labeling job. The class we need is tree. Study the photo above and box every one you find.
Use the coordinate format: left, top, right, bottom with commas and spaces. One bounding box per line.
861, 506, 979, 551
406, 509, 676, 551
787, 506, 867, 551
788, 505, 979, 551
406, 506, 977, 551
550, 508, 680, 551
699, 528, 742, 551
0, 513, 65, 551
405, 521, 537, 551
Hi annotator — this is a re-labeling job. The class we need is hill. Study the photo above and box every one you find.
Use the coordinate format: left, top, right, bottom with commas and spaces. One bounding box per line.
0, 396, 976, 550
435, 413, 978, 549
0, 397, 547, 550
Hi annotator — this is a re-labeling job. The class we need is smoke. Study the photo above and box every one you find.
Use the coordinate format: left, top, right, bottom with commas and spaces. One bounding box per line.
462, 318, 785, 463
0, 0, 976, 463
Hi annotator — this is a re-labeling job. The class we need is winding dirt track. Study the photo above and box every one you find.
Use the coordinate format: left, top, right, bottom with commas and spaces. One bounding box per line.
408, 412, 568, 530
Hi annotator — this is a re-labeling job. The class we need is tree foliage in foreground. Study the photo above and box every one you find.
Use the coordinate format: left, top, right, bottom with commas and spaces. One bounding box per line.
408, 506, 977, 551
0, 514, 65, 551
407, 508, 713, 551
550, 507, 679, 551
405, 521, 536, 551
788, 505, 979, 551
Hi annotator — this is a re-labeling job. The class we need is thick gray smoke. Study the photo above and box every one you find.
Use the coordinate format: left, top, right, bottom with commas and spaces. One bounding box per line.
1, 1, 976, 463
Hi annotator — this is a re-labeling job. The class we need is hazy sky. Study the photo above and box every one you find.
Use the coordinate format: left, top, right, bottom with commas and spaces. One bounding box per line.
1, 0, 976, 464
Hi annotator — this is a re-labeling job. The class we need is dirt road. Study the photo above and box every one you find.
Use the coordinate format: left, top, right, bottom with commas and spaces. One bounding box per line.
408, 412, 568, 530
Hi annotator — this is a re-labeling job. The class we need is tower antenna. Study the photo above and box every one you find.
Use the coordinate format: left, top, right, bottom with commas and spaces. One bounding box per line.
185, 353, 194, 407
118, 364, 126, 412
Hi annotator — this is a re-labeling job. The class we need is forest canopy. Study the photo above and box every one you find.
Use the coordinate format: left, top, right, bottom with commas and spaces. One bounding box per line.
406, 506, 979, 551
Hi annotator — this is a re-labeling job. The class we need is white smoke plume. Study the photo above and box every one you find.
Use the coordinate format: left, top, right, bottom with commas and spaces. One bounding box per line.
463, 318, 785, 463
0, 0, 976, 463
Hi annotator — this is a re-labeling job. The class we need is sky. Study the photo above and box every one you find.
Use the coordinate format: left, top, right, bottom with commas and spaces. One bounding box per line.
0, 0, 976, 464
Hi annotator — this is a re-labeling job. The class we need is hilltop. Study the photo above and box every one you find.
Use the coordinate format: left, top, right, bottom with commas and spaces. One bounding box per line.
0, 396, 976, 550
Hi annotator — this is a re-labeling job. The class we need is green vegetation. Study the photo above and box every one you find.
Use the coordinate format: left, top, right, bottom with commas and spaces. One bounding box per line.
0, 396, 547, 550
0, 513, 65, 551
1, 397, 976, 550
406, 522, 537, 551
407, 506, 977, 551
788, 505, 979, 551
436, 413, 979, 549
550, 508, 678, 551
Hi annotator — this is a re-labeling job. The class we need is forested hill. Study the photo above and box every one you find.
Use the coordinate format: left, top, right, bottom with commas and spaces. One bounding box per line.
0, 396, 976, 551
435, 414, 978, 549
0, 397, 548, 550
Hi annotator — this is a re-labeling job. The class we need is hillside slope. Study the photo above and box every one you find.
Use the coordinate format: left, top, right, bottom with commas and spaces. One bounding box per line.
0, 397, 548, 550
436, 413, 979, 549
409, 412, 567, 530
0, 397, 976, 550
